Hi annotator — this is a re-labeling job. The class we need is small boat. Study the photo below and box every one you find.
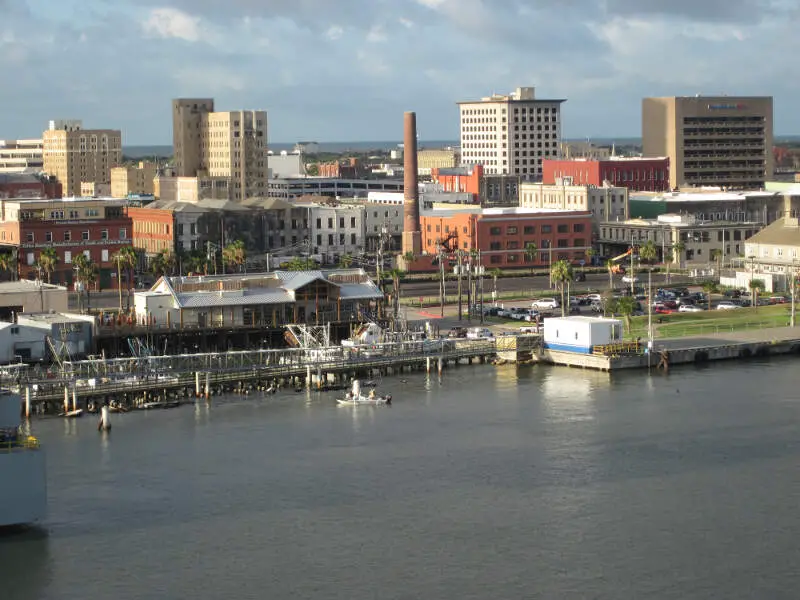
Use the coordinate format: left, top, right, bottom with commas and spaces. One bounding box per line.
337, 380, 392, 406
140, 400, 181, 410
61, 409, 84, 419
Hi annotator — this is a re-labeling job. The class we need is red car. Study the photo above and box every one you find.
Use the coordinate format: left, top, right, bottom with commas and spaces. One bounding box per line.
662, 300, 678, 309
654, 306, 672, 314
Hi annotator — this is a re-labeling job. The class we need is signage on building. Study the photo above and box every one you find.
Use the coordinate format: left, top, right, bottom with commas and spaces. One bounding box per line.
707, 103, 747, 110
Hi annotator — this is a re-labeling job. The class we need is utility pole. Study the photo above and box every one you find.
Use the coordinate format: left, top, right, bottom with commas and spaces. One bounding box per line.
439, 249, 446, 318
647, 268, 653, 368
630, 246, 636, 295
467, 255, 473, 323
479, 250, 484, 324
457, 250, 463, 321
791, 260, 796, 328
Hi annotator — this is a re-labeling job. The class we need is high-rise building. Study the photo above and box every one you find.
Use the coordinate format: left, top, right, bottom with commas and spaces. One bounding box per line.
458, 86, 565, 179
642, 96, 774, 190
42, 120, 122, 197
171, 99, 269, 201
111, 162, 158, 198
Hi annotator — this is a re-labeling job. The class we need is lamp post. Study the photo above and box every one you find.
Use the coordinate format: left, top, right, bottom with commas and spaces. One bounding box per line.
790, 260, 797, 328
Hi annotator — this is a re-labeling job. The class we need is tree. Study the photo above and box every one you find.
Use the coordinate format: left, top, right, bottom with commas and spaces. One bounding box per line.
285, 256, 313, 271
749, 278, 765, 309
524, 242, 538, 275
639, 240, 657, 265
615, 295, 637, 335
111, 246, 137, 313
0, 252, 13, 281
490, 268, 501, 300
386, 268, 405, 319
584, 247, 595, 269
702, 280, 717, 310
72, 253, 98, 313
672, 241, 686, 270
222, 240, 247, 273
402, 251, 416, 266
338, 253, 353, 269
710, 248, 723, 274
664, 250, 674, 283
37, 247, 58, 284
150, 249, 174, 279
550, 259, 574, 317
605, 259, 615, 291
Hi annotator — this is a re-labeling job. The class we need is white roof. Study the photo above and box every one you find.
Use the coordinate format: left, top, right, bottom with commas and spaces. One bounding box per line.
632, 190, 778, 202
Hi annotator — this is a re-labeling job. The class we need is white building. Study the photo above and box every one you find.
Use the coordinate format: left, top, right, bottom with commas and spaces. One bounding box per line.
306, 203, 366, 263
459, 86, 564, 178
543, 316, 623, 354
519, 179, 629, 224
267, 151, 306, 179
361, 202, 403, 251
0, 139, 43, 174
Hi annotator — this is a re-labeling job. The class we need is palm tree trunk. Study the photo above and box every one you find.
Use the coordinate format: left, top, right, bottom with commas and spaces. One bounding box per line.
117, 264, 123, 313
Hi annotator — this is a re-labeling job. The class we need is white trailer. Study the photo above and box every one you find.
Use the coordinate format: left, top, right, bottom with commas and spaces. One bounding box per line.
542, 316, 623, 354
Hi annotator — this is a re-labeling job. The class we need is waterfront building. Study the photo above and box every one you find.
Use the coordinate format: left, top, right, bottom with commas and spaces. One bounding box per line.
0, 280, 68, 319
0, 174, 61, 200
725, 217, 800, 292
542, 157, 670, 192
519, 180, 629, 226
42, 120, 122, 198
111, 162, 158, 198
0, 139, 43, 173
172, 98, 268, 201
458, 86, 565, 178
420, 206, 592, 268
0, 197, 132, 288
134, 269, 384, 328
642, 95, 774, 190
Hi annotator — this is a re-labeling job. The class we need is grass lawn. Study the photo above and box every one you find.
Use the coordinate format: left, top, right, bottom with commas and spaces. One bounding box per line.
625, 304, 793, 339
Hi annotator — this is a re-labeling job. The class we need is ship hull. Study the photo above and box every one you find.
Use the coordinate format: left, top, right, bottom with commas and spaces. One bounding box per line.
0, 448, 46, 527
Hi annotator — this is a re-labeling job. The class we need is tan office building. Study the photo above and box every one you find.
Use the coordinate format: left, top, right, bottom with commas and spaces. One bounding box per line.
417, 149, 457, 175
172, 99, 268, 201
111, 162, 157, 198
642, 96, 773, 190
42, 120, 122, 197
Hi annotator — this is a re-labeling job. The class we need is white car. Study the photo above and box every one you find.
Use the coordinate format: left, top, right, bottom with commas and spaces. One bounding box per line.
716, 301, 741, 310
678, 304, 704, 313
621, 275, 639, 283
532, 297, 559, 310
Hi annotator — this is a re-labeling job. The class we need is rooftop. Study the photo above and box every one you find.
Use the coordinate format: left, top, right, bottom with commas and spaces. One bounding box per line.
0, 281, 66, 294
746, 218, 800, 247
423, 206, 589, 218
631, 189, 778, 202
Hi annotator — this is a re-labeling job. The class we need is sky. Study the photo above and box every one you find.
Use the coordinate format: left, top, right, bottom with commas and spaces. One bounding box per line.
1, 0, 798, 145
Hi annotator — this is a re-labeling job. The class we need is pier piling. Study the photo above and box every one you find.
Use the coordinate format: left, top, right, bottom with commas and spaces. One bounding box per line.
195, 372, 201, 397
63, 387, 69, 413
25, 387, 31, 419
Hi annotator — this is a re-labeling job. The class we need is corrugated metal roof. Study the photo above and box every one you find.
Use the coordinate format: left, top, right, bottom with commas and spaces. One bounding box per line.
177, 290, 293, 308
280, 272, 326, 290
337, 283, 383, 300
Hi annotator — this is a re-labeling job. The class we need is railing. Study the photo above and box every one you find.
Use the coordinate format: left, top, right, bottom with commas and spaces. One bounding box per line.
593, 342, 642, 356
0, 436, 40, 452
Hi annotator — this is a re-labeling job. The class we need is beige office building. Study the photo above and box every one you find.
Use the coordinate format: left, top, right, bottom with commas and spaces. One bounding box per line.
111, 162, 157, 198
519, 180, 629, 224
172, 99, 268, 201
42, 120, 122, 197
459, 86, 564, 178
642, 96, 773, 191
417, 149, 457, 175
0, 139, 43, 173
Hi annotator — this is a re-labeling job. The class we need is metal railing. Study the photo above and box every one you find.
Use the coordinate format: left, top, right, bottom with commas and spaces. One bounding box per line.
0, 436, 40, 452
593, 342, 643, 356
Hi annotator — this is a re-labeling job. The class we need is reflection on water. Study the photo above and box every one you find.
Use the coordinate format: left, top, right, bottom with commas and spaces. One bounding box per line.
0, 527, 52, 600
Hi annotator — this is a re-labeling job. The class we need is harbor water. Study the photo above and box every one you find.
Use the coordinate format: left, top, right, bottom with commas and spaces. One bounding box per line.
3, 360, 800, 599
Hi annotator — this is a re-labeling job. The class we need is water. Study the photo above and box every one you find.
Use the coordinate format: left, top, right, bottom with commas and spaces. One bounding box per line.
3, 360, 800, 599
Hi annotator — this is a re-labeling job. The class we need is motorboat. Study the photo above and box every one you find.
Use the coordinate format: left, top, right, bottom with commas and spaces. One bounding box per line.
61, 409, 84, 419
337, 380, 392, 406
0, 389, 46, 527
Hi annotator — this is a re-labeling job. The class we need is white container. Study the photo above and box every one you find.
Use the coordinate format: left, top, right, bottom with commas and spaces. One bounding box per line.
542, 316, 623, 354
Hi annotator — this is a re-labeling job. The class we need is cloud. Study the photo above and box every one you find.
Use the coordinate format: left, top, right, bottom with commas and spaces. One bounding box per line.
141, 7, 201, 42
325, 25, 343, 41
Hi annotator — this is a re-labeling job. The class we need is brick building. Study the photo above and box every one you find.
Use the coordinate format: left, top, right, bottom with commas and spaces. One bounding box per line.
0, 198, 132, 288
316, 158, 364, 179
0, 174, 62, 199
420, 207, 592, 268
431, 164, 520, 207
128, 206, 175, 258
543, 157, 670, 192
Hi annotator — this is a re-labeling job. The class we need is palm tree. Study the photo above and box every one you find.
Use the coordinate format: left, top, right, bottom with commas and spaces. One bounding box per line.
702, 280, 717, 310
605, 259, 615, 292
386, 268, 405, 319
672, 241, 686, 270
0, 252, 13, 281
710, 248, 723, 274
664, 250, 674, 283
72, 253, 98, 313
523, 242, 538, 275
37, 247, 58, 284
550, 259, 574, 317
615, 295, 637, 335
338, 253, 353, 269
749, 278, 765, 309
285, 256, 312, 271
402, 251, 415, 267
639, 240, 657, 266
222, 240, 246, 273
149, 249, 174, 279
489, 268, 501, 301
112, 246, 137, 313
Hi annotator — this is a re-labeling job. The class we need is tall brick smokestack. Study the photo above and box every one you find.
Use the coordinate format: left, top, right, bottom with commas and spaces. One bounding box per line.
402, 111, 421, 256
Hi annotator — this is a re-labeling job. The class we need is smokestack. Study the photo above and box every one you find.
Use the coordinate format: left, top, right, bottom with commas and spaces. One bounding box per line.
402, 111, 421, 256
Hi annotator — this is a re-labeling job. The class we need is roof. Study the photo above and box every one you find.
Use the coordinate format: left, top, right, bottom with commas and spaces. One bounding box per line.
147, 269, 383, 310
0, 280, 67, 293
631, 190, 778, 203
745, 218, 800, 247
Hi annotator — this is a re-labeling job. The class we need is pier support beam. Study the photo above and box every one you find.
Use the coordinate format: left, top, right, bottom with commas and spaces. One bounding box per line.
204, 372, 210, 400
437, 357, 443, 376
72, 388, 78, 412
306, 366, 312, 389
195, 372, 201, 397
63, 387, 69, 414
426, 357, 431, 374
25, 387, 31, 419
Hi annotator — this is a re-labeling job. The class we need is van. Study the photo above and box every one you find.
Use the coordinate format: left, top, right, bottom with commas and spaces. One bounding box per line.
466, 327, 494, 340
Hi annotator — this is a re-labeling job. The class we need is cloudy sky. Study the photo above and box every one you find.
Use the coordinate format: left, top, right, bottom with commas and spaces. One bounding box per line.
1, 0, 797, 145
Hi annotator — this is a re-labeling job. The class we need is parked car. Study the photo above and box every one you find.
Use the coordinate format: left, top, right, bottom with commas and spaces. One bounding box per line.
508, 307, 529, 320
448, 327, 468, 338
587, 293, 603, 303
678, 304, 704, 313
716, 301, 741, 310
466, 327, 494, 340
519, 325, 541, 334
654, 306, 672, 314
532, 297, 559, 310
621, 275, 639, 284
482, 306, 502, 317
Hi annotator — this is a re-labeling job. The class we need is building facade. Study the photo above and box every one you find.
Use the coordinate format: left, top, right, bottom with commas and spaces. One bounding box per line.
519, 181, 629, 224
128, 206, 174, 258
306, 203, 365, 263
79, 182, 111, 197
459, 86, 564, 178
267, 177, 403, 199
42, 120, 122, 197
431, 164, 520, 207
0, 139, 43, 174
0, 174, 61, 199
0, 198, 132, 288
417, 149, 458, 175
543, 157, 670, 192
559, 141, 612, 160
111, 162, 157, 198
420, 207, 592, 268
316, 158, 365, 179
361, 202, 403, 252
172, 99, 268, 201
642, 96, 774, 190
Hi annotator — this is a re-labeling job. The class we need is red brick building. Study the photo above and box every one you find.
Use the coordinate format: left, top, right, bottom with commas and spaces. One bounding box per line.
0, 174, 62, 199
543, 158, 670, 192
316, 158, 364, 178
0, 198, 132, 288
420, 207, 592, 269
128, 206, 175, 258
432, 164, 483, 195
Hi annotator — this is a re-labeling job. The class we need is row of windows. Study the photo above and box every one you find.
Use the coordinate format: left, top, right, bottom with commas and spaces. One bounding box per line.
21, 229, 127, 243
488, 250, 579, 265
315, 217, 359, 229
488, 238, 586, 250
316, 233, 358, 246
489, 224, 584, 235
26, 249, 111, 265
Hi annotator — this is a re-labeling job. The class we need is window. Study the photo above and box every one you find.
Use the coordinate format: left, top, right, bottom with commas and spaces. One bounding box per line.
523, 226, 535, 235
339, 217, 345, 228
507, 241, 520, 250
489, 242, 501, 251
557, 239, 568, 248
45, 232, 52, 243
339, 233, 345, 245
83, 250, 90, 260
316, 218, 322, 229
25, 232, 33, 242
490, 227, 501, 235
328, 234, 334, 245
541, 225, 552, 234
574, 238, 585, 248
507, 226, 518, 235
328, 218, 333, 229
490, 255, 502, 264
101, 229, 108, 240
102, 249, 109, 262
64, 251, 72, 264
26, 253, 34, 266
350, 217, 356, 228
573, 223, 585, 233
119, 228, 127, 240
316, 234, 322, 246
507, 254, 519, 263
64, 231, 71, 241
82, 231, 90, 241
350, 233, 356, 245
557, 224, 568, 233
